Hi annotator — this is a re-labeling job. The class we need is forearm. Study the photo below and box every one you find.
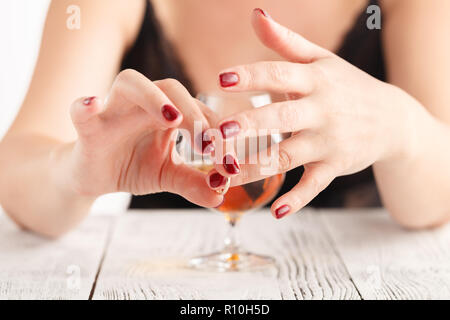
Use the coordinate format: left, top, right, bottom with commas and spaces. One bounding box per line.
374, 101, 450, 229
0, 134, 96, 237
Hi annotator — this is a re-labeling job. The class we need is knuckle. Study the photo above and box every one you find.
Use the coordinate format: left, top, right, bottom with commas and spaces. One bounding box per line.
112, 70, 138, 98
278, 103, 300, 128
277, 147, 292, 171
310, 165, 334, 194
158, 78, 182, 91
236, 112, 252, 133
266, 62, 286, 84
309, 63, 328, 89
116, 69, 137, 82
240, 65, 255, 87
309, 175, 322, 194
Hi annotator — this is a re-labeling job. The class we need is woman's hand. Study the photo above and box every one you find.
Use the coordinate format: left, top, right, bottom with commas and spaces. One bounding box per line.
209, 9, 419, 218
64, 69, 222, 207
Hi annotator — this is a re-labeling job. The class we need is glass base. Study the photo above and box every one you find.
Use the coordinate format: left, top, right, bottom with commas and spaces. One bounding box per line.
188, 251, 275, 272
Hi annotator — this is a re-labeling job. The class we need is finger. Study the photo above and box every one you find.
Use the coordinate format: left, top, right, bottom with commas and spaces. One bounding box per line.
70, 96, 103, 137
271, 163, 335, 219
213, 151, 241, 178
205, 169, 231, 195
195, 98, 221, 125
155, 79, 213, 154
217, 98, 319, 139
107, 69, 183, 129
219, 61, 315, 94
161, 150, 224, 208
230, 131, 325, 186
251, 8, 331, 63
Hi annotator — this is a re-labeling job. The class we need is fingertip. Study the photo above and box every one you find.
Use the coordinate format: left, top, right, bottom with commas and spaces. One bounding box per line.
82, 96, 96, 106
214, 196, 225, 208
196, 191, 224, 209
222, 153, 241, 176
71, 96, 102, 124
206, 170, 230, 195
82, 96, 101, 111
218, 71, 240, 89
273, 204, 291, 220
253, 8, 271, 19
252, 7, 273, 30
194, 130, 215, 155
161, 104, 183, 126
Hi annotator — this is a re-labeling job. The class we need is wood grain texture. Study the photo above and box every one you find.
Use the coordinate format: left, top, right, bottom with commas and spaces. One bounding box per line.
0, 214, 113, 299
92, 209, 360, 300
3, 208, 450, 300
321, 209, 450, 300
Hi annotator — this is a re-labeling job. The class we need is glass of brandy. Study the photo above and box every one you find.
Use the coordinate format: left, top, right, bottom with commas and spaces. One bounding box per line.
177, 92, 286, 272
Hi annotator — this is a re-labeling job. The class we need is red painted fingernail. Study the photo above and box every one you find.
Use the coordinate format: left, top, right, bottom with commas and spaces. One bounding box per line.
83, 96, 96, 105
220, 121, 241, 139
223, 154, 240, 175
275, 205, 291, 219
196, 130, 215, 154
254, 8, 271, 19
161, 104, 180, 121
219, 72, 239, 88
209, 172, 226, 188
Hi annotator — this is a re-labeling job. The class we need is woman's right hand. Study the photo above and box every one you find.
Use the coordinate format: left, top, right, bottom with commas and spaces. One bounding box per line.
64, 69, 223, 207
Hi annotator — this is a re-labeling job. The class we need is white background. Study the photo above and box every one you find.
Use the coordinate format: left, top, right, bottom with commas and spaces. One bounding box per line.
0, 1, 130, 216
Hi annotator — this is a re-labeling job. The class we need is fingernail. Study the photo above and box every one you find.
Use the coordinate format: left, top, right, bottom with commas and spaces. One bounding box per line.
161, 104, 180, 121
223, 154, 240, 175
209, 172, 227, 189
219, 72, 239, 88
254, 8, 271, 19
83, 96, 96, 105
214, 198, 225, 208
275, 205, 291, 219
203, 143, 215, 154
196, 130, 215, 154
220, 121, 241, 139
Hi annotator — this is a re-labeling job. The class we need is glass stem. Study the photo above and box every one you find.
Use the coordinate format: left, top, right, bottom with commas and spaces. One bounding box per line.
223, 214, 241, 254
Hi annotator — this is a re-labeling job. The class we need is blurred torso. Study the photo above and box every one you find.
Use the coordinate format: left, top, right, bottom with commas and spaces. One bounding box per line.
151, 0, 368, 92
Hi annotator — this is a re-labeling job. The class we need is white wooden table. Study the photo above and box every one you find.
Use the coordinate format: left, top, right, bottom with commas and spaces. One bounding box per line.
1, 208, 450, 300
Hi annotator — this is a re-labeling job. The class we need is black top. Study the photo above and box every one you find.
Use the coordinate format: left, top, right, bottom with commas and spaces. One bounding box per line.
123, 0, 384, 209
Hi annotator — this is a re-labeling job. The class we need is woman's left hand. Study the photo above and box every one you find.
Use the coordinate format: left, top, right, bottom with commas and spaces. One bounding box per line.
210, 8, 418, 219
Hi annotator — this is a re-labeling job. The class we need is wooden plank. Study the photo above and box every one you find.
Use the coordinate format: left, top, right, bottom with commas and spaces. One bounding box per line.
321, 209, 450, 300
0, 214, 113, 299
93, 209, 359, 300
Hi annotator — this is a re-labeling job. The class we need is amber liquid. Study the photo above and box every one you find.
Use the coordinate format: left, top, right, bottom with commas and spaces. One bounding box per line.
216, 174, 284, 213
196, 164, 284, 223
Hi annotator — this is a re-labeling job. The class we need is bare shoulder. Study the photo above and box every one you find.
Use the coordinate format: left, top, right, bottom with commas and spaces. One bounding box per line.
7, 0, 147, 141
46, 0, 146, 48
380, 0, 450, 121
379, 0, 450, 16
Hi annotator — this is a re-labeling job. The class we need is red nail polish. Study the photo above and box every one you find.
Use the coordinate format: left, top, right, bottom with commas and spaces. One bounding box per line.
220, 121, 241, 139
161, 104, 180, 121
209, 173, 226, 188
196, 131, 215, 154
219, 72, 239, 88
275, 205, 291, 219
254, 8, 270, 18
83, 96, 96, 105
223, 154, 240, 175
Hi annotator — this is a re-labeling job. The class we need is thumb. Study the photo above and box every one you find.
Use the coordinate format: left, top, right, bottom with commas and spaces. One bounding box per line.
160, 146, 224, 208
70, 96, 104, 138
251, 8, 331, 63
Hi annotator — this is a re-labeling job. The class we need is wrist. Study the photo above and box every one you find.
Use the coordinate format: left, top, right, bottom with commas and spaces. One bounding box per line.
378, 86, 425, 165
49, 142, 98, 202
